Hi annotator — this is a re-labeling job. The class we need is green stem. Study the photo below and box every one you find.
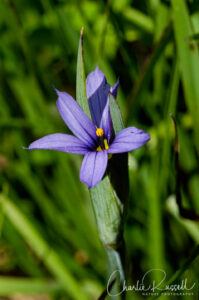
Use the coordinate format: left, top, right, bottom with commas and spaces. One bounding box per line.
106, 247, 125, 299
76, 29, 128, 299
90, 175, 127, 300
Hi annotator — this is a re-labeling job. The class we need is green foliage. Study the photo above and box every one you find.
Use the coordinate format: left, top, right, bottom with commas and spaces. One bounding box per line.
0, 0, 199, 299
76, 28, 90, 118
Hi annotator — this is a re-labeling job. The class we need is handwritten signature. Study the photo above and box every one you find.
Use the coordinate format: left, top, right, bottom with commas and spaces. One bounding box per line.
107, 269, 196, 297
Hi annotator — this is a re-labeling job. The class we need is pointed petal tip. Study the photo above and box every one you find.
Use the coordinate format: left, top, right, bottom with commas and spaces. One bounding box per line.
110, 79, 120, 98
82, 177, 101, 189
90, 66, 105, 79
88, 182, 97, 189
141, 131, 150, 143
26, 134, 89, 154
95, 65, 100, 71
53, 87, 62, 98
146, 132, 151, 141
22, 146, 29, 150
54, 87, 61, 96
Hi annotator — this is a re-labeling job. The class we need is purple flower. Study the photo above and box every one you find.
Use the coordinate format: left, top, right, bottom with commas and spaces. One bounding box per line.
28, 67, 150, 188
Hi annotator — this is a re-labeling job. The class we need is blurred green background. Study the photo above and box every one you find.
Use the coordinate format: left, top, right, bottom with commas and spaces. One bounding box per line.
0, 0, 199, 299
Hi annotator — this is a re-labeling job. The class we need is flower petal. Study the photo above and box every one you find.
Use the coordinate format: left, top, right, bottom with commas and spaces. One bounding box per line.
28, 133, 89, 154
110, 79, 119, 98
55, 89, 97, 148
99, 95, 113, 143
80, 150, 108, 188
108, 127, 150, 154
86, 67, 111, 127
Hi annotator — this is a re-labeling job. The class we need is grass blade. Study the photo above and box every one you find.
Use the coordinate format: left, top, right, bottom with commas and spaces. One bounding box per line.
0, 277, 62, 295
76, 27, 90, 117
0, 194, 88, 300
123, 7, 154, 34
171, 0, 199, 152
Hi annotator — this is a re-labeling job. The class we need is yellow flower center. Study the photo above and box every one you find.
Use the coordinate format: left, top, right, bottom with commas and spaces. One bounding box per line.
95, 128, 109, 151
96, 146, 102, 151
104, 139, 109, 150
96, 128, 104, 137
96, 138, 109, 151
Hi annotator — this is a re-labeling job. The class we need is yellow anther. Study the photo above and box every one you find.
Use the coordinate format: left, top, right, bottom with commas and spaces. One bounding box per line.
96, 128, 104, 137
108, 153, 112, 159
96, 145, 102, 151
104, 139, 109, 150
